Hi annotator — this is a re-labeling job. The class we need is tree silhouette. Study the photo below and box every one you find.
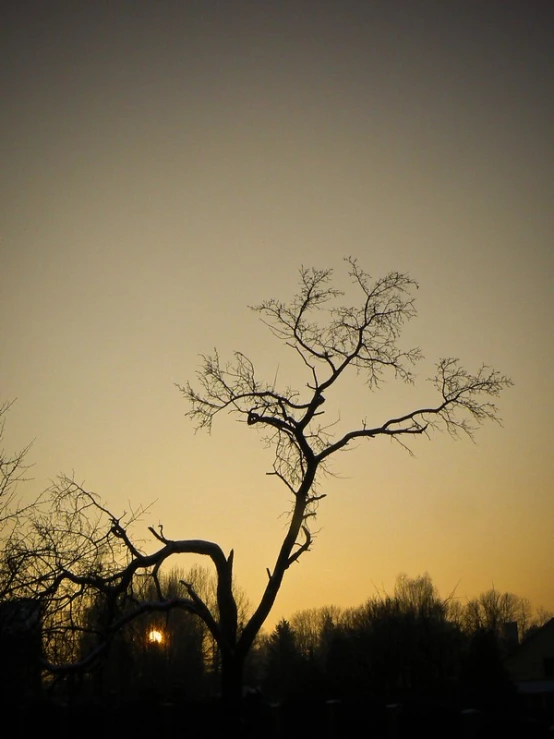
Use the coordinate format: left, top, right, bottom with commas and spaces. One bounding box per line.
0, 399, 35, 590
7, 258, 512, 719
284, 575, 463, 704
262, 619, 305, 701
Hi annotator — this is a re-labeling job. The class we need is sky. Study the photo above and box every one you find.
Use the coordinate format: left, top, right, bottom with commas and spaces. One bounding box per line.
1, 0, 553, 632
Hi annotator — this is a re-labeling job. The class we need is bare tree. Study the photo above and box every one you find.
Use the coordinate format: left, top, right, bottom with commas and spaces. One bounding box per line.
0, 399, 37, 601
0, 400, 33, 530
462, 587, 533, 641
290, 605, 344, 660
175, 259, 511, 701
9, 258, 512, 717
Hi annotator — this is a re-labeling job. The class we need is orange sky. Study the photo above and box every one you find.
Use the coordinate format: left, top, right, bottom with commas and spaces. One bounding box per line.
1, 1, 553, 632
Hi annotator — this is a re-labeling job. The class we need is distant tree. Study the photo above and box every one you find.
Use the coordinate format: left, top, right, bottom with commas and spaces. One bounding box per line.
290, 605, 343, 662
461, 587, 532, 644
282, 605, 343, 698
523, 606, 554, 640
263, 619, 304, 700
0, 399, 35, 595
0, 400, 31, 522
0, 401, 44, 707
8, 259, 512, 721
270, 574, 463, 703
340, 574, 460, 702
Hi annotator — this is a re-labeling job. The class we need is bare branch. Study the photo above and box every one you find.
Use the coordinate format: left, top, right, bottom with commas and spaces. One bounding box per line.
0, 399, 35, 529
287, 525, 313, 567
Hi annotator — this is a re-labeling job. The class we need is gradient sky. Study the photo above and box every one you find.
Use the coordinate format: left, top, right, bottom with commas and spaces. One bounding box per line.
2, 1, 553, 631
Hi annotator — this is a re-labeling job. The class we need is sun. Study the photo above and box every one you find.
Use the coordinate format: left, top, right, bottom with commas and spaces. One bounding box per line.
147, 629, 164, 644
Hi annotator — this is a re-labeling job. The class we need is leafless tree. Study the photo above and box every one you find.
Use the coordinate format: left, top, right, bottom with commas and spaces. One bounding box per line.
175, 258, 511, 703
0, 399, 37, 601
461, 587, 533, 641
8, 258, 512, 715
290, 605, 344, 659
0, 400, 33, 530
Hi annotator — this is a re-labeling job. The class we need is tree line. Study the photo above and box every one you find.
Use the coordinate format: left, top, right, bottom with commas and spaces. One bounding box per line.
6, 561, 550, 714
256, 573, 552, 709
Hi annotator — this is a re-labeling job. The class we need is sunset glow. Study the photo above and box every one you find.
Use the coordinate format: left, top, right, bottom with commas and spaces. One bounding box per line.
1, 1, 553, 632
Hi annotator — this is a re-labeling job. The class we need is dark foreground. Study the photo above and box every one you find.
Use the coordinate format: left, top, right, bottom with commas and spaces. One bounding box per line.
5, 695, 552, 739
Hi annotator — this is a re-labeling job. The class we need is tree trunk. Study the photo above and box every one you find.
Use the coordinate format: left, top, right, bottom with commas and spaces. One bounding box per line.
219, 649, 246, 728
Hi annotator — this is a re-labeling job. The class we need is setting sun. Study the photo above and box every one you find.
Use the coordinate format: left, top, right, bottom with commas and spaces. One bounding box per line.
147, 629, 164, 644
